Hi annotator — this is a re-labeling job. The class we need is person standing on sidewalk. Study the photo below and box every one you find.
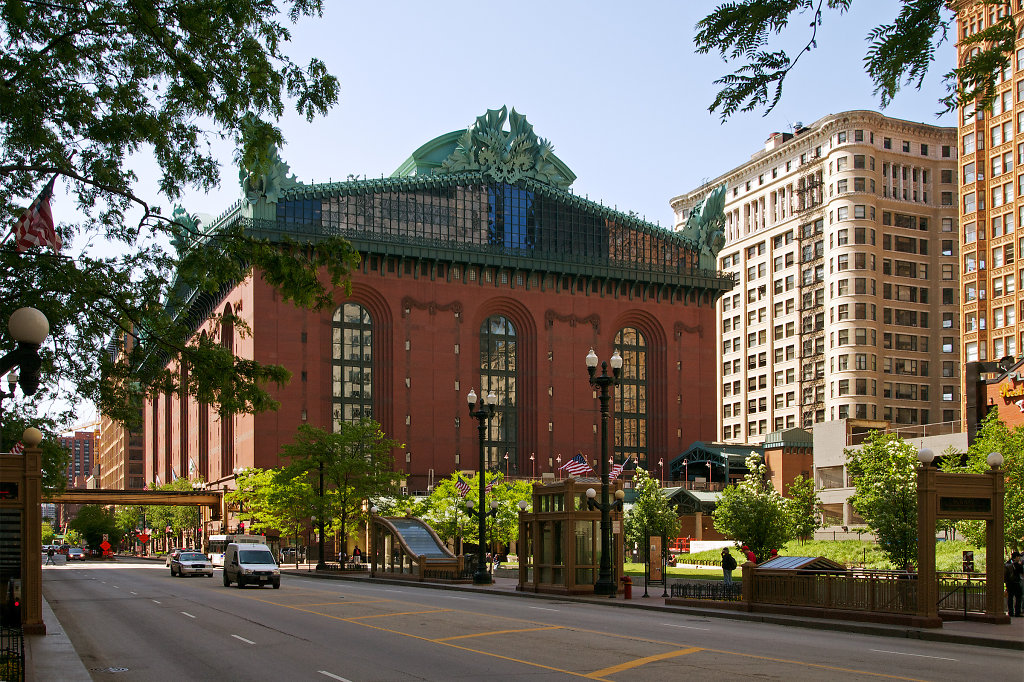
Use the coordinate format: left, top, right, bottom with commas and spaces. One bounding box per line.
721, 547, 737, 585
1005, 551, 1023, 617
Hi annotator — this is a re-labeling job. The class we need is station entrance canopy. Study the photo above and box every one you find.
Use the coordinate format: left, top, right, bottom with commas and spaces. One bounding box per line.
50, 488, 224, 520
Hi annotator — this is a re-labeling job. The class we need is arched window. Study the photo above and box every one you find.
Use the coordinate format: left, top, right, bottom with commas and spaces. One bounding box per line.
614, 327, 648, 468
220, 308, 234, 477
333, 303, 373, 429
480, 315, 517, 470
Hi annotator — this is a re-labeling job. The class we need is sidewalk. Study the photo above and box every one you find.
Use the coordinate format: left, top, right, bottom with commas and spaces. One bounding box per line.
24, 593, 91, 682
282, 566, 1024, 651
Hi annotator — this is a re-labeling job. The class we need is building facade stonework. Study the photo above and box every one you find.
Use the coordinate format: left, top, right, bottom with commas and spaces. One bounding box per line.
141, 108, 733, 526
672, 111, 960, 444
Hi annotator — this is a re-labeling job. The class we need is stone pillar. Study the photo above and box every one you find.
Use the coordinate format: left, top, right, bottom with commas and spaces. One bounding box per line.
22, 428, 44, 634
915, 465, 938, 625
694, 511, 703, 540
986, 466, 1007, 622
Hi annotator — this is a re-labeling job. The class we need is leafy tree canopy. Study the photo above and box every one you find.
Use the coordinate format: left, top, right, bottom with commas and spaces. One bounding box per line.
624, 469, 681, 557
278, 421, 403, 550
787, 473, 821, 542
0, 1, 356, 430
940, 412, 1024, 552
845, 431, 918, 568
695, 0, 1013, 120
69, 504, 119, 550
418, 472, 532, 549
712, 452, 794, 561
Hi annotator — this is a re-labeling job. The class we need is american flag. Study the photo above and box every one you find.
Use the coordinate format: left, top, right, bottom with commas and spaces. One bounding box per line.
455, 477, 470, 497
559, 452, 593, 476
9, 441, 24, 455
609, 455, 631, 480
484, 479, 498, 493
14, 175, 61, 253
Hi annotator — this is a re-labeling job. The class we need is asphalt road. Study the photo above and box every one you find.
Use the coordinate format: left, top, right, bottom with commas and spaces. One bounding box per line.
43, 559, 1019, 681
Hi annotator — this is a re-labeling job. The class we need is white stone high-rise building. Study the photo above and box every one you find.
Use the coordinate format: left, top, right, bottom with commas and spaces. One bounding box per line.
671, 111, 961, 444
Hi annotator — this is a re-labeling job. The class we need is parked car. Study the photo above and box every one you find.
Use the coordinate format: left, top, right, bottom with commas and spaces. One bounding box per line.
170, 551, 214, 578
67, 547, 86, 561
222, 543, 280, 589
164, 548, 188, 567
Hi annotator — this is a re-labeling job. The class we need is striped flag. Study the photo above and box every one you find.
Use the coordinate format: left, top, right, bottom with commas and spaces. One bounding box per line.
455, 477, 470, 497
484, 479, 497, 493
14, 175, 61, 253
609, 455, 631, 481
559, 452, 593, 476
9, 441, 24, 455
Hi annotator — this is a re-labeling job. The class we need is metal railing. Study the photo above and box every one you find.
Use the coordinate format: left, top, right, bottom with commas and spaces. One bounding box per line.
936, 572, 988, 616
0, 625, 24, 682
751, 570, 919, 614
670, 581, 742, 601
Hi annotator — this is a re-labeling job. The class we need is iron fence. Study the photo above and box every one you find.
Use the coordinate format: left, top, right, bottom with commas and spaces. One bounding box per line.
752, 570, 918, 614
670, 581, 742, 601
936, 572, 988, 615
0, 625, 24, 682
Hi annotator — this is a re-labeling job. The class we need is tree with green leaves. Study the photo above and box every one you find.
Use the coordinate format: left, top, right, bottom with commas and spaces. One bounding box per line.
69, 504, 119, 551
713, 452, 794, 561
787, 473, 821, 542
41, 520, 54, 545
940, 412, 1024, 552
695, 1, 1013, 120
278, 421, 403, 555
227, 466, 316, 564
5, 415, 69, 494
0, 1, 357, 432
845, 431, 918, 568
624, 469, 681, 561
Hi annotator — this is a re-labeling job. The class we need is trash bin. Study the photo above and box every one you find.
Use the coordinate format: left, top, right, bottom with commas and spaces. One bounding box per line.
620, 575, 633, 600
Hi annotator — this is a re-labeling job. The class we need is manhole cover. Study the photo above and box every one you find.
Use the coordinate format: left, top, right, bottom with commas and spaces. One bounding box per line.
91, 666, 129, 673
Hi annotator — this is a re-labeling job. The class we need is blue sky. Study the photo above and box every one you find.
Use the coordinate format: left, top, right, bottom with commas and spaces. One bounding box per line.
155, 1, 957, 229
64, 1, 961, 426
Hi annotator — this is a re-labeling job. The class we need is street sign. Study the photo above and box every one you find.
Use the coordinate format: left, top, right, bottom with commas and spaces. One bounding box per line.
99, 540, 111, 551
102, 533, 108, 542
137, 533, 149, 544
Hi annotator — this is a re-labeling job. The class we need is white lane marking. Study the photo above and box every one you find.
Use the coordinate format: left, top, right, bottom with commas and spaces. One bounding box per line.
232, 634, 255, 645
181, 612, 196, 619
383, 589, 405, 593
528, 606, 560, 612
130, 591, 137, 595
448, 596, 471, 600
662, 623, 711, 631
869, 649, 958, 661
152, 600, 161, 604
111, 585, 119, 589
318, 672, 351, 681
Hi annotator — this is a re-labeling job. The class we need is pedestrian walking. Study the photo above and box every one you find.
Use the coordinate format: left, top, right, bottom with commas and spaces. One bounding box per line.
721, 547, 737, 585
45, 547, 55, 565
1005, 551, 1023, 617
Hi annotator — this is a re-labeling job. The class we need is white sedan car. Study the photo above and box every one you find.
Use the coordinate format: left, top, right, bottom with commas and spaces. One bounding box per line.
170, 551, 214, 577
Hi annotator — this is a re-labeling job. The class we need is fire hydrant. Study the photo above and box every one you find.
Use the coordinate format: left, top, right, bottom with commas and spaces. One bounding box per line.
620, 575, 633, 600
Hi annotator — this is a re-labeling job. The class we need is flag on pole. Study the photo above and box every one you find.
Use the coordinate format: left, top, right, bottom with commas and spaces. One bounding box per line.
559, 452, 593, 476
9, 441, 24, 455
609, 455, 631, 481
484, 479, 498, 492
455, 477, 470, 497
14, 175, 61, 253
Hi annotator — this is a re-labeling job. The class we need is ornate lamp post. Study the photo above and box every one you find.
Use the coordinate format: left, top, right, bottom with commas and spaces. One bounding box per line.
0, 307, 49, 451
585, 347, 622, 596
466, 387, 498, 584
555, 453, 562, 479
530, 452, 535, 479
659, 458, 664, 487
683, 458, 688, 487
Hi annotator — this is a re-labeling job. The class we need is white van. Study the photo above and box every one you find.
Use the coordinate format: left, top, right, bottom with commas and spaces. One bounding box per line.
222, 543, 281, 589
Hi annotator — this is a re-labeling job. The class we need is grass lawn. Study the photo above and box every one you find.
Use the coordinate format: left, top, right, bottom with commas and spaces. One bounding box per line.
681, 539, 986, 572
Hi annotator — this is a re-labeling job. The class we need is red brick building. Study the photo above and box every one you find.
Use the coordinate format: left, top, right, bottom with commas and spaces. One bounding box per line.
143, 108, 733, 528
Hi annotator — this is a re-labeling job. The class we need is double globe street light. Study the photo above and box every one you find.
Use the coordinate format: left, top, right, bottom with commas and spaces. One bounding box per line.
0, 307, 49, 452
585, 347, 622, 597
467, 387, 498, 584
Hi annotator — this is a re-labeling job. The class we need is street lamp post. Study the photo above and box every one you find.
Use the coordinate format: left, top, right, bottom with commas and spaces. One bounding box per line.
467, 387, 498, 584
0, 307, 49, 451
585, 347, 623, 597
316, 459, 326, 570
530, 452, 535, 479
659, 458, 664, 487
556, 454, 562, 479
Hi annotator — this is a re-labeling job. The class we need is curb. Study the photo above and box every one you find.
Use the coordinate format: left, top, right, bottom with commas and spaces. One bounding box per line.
280, 568, 1023, 651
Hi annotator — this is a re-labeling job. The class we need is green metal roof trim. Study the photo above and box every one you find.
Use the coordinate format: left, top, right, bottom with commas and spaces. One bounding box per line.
762, 428, 813, 448
391, 107, 577, 189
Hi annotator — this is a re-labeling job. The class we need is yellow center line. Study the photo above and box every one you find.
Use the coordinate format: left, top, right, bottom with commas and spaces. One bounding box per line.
346, 609, 453, 619
585, 647, 702, 679
241, 593, 927, 681
291, 600, 391, 607
433, 625, 564, 642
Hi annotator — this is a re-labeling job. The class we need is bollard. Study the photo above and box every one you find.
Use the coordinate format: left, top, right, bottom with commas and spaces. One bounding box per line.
620, 575, 633, 600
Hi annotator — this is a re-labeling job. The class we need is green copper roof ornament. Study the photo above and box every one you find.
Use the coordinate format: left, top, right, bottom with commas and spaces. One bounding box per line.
238, 144, 303, 204
169, 205, 202, 256
678, 183, 727, 271
441, 106, 571, 188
